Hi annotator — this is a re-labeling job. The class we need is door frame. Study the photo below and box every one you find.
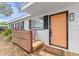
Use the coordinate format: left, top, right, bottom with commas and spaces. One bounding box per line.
49, 11, 68, 49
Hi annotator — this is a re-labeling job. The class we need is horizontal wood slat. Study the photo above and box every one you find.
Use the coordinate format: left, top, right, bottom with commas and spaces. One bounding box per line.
12, 30, 32, 53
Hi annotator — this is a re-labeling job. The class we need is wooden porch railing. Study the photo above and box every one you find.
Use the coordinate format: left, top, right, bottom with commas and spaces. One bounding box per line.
12, 30, 32, 53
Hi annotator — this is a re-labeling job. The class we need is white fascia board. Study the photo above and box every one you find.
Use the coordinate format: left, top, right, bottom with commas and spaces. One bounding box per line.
8, 14, 31, 23
21, 2, 35, 10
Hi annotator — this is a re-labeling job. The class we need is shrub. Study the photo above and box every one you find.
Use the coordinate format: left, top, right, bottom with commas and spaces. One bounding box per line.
4, 35, 12, 42
4, 29, 12, 36
0, 29, 12, 42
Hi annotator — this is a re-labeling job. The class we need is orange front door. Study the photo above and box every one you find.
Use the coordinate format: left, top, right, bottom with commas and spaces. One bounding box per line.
50, 11, 68, 49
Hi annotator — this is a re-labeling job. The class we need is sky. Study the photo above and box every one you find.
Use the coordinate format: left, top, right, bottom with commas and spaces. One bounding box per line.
0, 2, 28, 22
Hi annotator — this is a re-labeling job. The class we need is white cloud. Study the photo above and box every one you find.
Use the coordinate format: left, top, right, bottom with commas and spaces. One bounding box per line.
0, 18, 8, 22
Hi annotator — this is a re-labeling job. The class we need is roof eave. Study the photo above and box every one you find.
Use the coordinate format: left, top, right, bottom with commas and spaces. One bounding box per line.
21, 2, 35, 10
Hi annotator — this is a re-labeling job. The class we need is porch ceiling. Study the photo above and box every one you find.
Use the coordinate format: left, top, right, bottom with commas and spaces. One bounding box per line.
22, 2, 77, 16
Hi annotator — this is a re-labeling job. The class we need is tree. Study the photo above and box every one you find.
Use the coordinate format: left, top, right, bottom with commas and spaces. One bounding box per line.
0, 22, 7, 25
0, 3, 13, 16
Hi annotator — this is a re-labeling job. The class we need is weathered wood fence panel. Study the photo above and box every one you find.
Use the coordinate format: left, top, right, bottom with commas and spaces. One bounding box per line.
12, 30, 32, 53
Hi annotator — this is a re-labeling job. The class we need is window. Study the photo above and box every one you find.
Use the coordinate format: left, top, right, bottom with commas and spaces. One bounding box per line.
19, 21, 24, 30
15, 23, 19, 30
15, 21, 24, 30
10, 24, 14, 29
29, 16, 48, 30
31, 19, 44, 29
29, 17, 44, 30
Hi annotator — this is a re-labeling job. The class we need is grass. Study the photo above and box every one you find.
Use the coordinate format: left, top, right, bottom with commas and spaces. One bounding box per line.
0, 29, 12, 42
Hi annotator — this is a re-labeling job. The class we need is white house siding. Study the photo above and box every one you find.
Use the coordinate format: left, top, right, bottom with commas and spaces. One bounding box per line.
44, 4, 79, 53
24, 20, 30, 30
24, 4, 79, 53
11, 3, 79, 53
